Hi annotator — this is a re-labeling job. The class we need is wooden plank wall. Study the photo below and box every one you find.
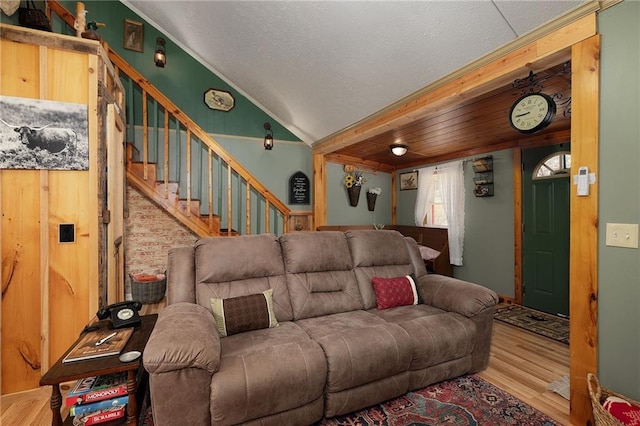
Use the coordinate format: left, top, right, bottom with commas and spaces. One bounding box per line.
1, 32, 97, 394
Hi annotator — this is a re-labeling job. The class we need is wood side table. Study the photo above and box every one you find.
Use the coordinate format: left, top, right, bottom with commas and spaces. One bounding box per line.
40, 314, 157, 426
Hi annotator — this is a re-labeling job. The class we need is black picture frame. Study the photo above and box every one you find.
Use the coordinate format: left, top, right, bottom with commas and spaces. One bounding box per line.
399, 171, 418, 190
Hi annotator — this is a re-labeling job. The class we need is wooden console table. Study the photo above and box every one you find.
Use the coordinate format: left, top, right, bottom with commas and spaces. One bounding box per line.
40, 314, 157, 426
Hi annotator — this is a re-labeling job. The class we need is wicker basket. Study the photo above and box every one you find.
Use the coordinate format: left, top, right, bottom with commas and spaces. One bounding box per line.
588, 373, 640, 426
130, 273, 166, 304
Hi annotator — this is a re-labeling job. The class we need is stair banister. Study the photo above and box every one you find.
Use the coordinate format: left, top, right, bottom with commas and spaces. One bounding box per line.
48, 0, 291, 236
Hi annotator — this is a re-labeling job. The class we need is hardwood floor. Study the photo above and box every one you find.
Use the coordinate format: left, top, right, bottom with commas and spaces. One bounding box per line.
1, 303, 570, 425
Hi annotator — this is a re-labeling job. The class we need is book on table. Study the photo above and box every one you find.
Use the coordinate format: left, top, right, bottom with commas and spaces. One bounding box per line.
62, 327, 134, 364
65, 372, 128, 407
70, 395, 129, 416
71, 405, 126, 425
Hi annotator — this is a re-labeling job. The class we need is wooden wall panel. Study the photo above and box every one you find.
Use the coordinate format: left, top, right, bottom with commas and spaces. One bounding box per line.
1, 172, 43, 393
0, 26, 119, 394
107, 104, 125, 304
1, 37, 43, 394
0, 39, 40, 98
44, 49, 95, 365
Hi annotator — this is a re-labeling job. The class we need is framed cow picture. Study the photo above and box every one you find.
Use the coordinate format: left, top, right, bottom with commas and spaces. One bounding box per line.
0, 95, 89, 170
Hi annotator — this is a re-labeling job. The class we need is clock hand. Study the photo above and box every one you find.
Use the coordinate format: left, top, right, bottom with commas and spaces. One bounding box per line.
515, 112, 531, 117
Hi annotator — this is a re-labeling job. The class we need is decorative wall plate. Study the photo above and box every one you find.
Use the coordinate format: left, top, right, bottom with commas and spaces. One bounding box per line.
204, 88, 235, 112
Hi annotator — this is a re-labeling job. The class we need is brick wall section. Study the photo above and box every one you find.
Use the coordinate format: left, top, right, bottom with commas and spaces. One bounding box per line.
124, 184, 197, 294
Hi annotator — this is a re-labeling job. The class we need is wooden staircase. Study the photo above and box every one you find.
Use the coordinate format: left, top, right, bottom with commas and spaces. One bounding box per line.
48, 0, 291, 238
126, 144, 235, 237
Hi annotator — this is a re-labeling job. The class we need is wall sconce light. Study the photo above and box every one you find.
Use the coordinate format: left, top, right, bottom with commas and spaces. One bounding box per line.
154, 37, 166, 68
263, 122, 273, 150
390, 144, 408, 156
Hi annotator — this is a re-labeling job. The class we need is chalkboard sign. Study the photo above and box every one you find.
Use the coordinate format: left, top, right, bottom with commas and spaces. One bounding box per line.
289, 171, 310, 205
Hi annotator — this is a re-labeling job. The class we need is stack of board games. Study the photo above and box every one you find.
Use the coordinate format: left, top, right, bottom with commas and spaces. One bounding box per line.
66, 372, 128, 425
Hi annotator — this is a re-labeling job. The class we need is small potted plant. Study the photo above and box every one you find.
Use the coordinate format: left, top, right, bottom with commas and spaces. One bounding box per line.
367, 187, 381, 211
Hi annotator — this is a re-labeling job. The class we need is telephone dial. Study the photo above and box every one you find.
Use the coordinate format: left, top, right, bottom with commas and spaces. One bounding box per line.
97, 301, 143, 329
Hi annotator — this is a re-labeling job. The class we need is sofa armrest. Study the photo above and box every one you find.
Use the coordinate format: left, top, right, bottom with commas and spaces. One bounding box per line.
416, 274, 498, 318
143, 302, 220, 374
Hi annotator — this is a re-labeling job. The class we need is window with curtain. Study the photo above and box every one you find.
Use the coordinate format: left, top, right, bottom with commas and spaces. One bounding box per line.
414, 160, 465, 266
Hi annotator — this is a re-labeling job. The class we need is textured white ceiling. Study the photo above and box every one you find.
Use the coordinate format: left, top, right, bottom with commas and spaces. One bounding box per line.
124, 1, 583, 144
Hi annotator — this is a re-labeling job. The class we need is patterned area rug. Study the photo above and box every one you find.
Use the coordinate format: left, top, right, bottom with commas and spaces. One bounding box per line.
317, 375, 559, 426
139, 374, 560, 425
494, 304, 569, 345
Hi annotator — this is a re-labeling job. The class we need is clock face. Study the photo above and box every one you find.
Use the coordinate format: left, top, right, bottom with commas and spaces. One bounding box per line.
509, 93, 556, 134
117, 308, 134, 320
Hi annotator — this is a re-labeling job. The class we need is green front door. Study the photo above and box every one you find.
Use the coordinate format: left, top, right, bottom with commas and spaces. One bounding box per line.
522, 145, 570, 317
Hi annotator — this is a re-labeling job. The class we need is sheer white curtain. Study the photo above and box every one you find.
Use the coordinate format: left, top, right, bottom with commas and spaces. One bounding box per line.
414, 160, 465, 266
414, 165, 437, 227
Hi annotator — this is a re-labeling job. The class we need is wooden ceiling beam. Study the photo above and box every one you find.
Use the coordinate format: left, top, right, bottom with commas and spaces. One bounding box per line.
324, 153, 396, 174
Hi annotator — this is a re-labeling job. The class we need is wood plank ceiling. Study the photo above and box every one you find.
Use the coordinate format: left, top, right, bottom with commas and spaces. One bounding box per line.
327, 62, 572, 171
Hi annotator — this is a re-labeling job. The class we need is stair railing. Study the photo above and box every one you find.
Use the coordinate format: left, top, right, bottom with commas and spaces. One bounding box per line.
48, 0, 290, 237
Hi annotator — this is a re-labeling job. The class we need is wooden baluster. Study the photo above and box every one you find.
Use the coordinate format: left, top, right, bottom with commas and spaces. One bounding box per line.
246, 183, 251, 235
142, 90, 148, 180
164, 111, 169, 199
227, 166, 232, 235
186, 129, 191, 217
265, 199, 270, 234
208, 147, 213, 232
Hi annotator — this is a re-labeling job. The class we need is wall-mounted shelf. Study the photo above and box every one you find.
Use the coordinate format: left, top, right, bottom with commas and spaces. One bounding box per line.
472, 156, 494, 197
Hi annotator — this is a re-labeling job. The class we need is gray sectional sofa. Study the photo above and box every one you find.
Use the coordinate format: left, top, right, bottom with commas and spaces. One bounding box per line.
143, 230, 498, 425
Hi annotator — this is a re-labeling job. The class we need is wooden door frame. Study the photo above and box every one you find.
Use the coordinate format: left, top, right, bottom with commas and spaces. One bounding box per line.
517, 145, 572, 315
514, 35, 600, 425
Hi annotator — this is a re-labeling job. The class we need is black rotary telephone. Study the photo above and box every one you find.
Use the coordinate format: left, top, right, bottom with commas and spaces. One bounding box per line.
97, 301, 143, 329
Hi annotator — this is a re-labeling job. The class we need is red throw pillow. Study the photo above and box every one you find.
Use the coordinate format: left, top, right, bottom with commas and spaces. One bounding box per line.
372, 275, 418, 310
603, 396, 640, 426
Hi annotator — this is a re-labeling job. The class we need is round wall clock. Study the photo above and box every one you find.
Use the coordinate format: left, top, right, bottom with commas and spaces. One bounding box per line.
508, 93, 556, 134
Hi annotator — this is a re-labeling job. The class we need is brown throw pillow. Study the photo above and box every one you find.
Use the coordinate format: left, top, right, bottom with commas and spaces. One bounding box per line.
210, 289, 278, 337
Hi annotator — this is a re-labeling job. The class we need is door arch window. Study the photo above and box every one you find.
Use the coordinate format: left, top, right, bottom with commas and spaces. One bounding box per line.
533, 151, 571, 179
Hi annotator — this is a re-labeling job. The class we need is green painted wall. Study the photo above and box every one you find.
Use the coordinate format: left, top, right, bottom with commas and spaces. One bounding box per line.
395, 150, 515, 295
455, 150, 515, 295
597, 0, 640, 400
55, 0, 299, 142
326, 163, 391, 226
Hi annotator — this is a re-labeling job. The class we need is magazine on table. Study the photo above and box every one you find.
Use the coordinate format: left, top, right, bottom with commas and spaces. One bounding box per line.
62, 327, 133, 363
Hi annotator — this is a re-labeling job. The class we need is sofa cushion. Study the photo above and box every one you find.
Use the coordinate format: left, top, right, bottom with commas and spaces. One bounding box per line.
372, 275, 418, 309
194, 235, 294, 322
211, 323, 327, 425
347, 230, 418, 310
296, 310, 412, 392
280, 232, 363, 319
210, 289, 278, 337
373, 308, 477, 370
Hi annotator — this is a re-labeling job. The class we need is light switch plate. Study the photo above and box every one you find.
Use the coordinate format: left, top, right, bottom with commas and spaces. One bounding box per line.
605, 223, 639, 248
